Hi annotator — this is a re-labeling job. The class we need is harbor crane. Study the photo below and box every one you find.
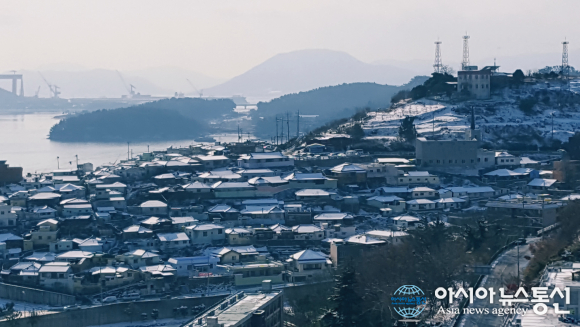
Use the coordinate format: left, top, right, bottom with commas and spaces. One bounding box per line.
116, 70, 136, 97
186, 79, 203, 97
38, 72, 60, 98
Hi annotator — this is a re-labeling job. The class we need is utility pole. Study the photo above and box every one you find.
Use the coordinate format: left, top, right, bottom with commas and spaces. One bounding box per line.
432, 111, 435, 136
75, 155, 78, 167
517, 243, 520, 285
57, 156, 59, 169
296, 110, 300, 138
286, 112, 290, 142
552, 112, 554, 140
275, 117, 279, 145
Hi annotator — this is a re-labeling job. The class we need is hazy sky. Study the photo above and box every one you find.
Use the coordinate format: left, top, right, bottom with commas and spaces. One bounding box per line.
1, 0, 578, 78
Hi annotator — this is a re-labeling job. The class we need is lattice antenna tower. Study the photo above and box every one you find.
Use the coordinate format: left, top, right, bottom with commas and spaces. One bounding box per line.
562, 39, 570, 82
462, 34, 470, 70
434, 40, 442, 73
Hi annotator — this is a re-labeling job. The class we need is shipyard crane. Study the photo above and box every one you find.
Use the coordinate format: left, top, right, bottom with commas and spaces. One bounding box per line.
116, 70, 135, 97
38, 72, 60, 98
186, 79, 203, 97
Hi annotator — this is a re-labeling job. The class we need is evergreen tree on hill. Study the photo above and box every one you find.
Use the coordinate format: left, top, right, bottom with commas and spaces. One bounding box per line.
320, 265, 367, 327
398, 116, 417, 143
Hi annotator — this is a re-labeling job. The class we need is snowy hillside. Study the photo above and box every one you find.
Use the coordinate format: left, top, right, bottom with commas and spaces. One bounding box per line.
361, 80, 580, 148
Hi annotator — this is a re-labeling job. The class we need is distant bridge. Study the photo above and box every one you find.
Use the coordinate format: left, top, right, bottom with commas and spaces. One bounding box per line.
0, 74, 23, 96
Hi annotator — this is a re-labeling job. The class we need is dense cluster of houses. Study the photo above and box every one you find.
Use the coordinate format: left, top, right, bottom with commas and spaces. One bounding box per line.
0, 142, 575, 300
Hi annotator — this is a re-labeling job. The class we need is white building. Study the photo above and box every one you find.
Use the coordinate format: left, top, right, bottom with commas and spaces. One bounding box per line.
292, 225, 324, 241
167, 256, 219, 276
185, 224, 226, 244
139, 200, 168, 216
237, 152, 294, 169
157, 232, 190, 250
286, 249, 331, 283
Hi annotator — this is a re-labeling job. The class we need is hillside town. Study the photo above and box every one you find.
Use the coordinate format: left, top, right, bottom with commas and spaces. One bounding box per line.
1, 100, 580, 324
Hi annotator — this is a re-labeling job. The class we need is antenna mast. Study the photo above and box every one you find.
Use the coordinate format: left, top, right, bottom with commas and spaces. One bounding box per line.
462, 34, 470, 70
434, 40, 442, 73
562, 39, 570, 89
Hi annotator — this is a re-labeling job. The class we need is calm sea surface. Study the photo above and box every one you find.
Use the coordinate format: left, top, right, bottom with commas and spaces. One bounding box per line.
0, 110, 244, 174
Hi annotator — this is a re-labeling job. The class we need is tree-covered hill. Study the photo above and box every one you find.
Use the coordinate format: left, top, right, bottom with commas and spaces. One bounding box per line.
48, 97, 236, 142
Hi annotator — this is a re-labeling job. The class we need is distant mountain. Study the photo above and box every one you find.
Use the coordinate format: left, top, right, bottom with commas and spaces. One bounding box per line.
204, 49, 419, 99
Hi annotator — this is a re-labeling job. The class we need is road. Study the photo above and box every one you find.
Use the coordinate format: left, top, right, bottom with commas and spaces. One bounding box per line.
458, 240, 534, 327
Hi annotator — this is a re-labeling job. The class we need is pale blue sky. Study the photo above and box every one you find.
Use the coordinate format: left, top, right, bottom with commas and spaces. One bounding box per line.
0, 0, 577, 78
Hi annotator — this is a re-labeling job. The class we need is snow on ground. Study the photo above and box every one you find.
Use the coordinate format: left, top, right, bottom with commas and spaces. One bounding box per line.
0, 297, 60, 319
87, 317, 190, 327
362, 83, 580, 145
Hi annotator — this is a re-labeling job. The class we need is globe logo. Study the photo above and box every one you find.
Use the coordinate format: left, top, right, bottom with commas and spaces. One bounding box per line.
392, 285, 426, 319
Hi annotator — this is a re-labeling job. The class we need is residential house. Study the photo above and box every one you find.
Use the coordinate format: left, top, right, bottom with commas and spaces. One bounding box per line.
527, 178, 557, 194
286, 249, 331, 283
123, 225, 153, 239
313, 213, 354, 226
366, 196, 405, 213
294, 189, 337, 201
185, 224, 226, 244
392, 215, 422, 230
211, 182, 257, 198
39, 262, 74, 294
495, 151, 520, 167
292, 225, 324, 241
157, 232, 190, 250
209, 246, 261, 264
139, 200, 168, 216
284, 173, 337, 189
240, 205, 285, 222
225, 228, 254, 245
434, 198, 466, 209
207, 205, 240, 221
116, 249, 161, 268
327, 163, 367, 185
0, 204, 17, 227
182, 181, 212, 194
62, 203, 93, 217
196, 155, 230, 169
365, 230, 409, 245
320, 223, 356, 239
237, 152, 294, 169
171, 216, 198, 229
395, 171, 440, 186
30, 219, 59, 247
167, 256, 219, 277
406, 199, 436, 211
411, 187, 437, 199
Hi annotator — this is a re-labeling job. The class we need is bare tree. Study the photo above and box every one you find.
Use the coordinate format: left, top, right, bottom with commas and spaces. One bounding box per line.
441, 65, 455, 75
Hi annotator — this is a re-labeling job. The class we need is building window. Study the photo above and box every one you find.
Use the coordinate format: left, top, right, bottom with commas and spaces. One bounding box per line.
484, 158, 488, 162
203, 231, 208, 236
449, 160, 452, 163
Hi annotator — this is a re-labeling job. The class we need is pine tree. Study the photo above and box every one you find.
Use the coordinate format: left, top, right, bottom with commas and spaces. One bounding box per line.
320, 264, 366, 327
398, 116, 417, 143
